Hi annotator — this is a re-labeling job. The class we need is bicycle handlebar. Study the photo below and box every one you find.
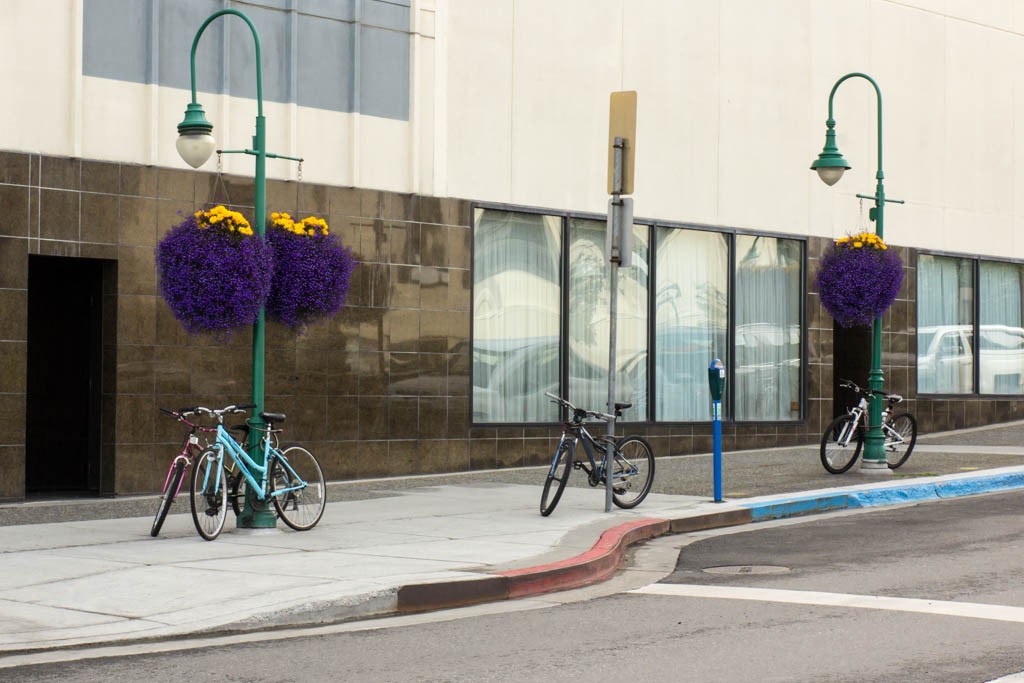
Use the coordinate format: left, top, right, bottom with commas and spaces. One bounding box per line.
159, 403, 256, 423
544, 392, 615, 422
837, 379, 903, 403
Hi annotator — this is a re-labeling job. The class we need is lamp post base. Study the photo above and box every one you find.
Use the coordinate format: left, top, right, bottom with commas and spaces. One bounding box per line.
859, 459, 892, 475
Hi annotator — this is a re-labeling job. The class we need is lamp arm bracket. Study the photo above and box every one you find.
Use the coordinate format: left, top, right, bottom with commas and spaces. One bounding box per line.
218, 149, 303, 165
855, 193, 904, 205
266, 153, 304, 163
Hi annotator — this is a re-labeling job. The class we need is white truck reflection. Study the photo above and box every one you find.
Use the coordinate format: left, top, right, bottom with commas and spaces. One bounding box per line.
918, 324, 1024, 394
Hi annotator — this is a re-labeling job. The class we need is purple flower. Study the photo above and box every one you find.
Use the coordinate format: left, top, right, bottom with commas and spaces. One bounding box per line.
156, 214, 273, 335
265, 226, 357, 332
817, 235, 904, 328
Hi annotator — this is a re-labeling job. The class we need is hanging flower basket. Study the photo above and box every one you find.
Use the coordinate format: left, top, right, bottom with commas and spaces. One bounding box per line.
816, 232, 904, 328
156, 206, 273, 335
265, 212, 357, 332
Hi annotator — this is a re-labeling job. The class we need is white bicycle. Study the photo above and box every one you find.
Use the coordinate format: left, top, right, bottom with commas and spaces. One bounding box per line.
820, 379, 917, 474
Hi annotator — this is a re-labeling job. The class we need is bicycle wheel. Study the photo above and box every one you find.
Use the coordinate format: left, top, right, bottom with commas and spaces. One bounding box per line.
228, 469, 247, 517
885, 413, 918, 470
820, 414, 863, 474
189, 450, 227, 541
151, 460, 185, 537
540, 439, 574, 516
271, 446, 326, 531
611, 436, 655, 509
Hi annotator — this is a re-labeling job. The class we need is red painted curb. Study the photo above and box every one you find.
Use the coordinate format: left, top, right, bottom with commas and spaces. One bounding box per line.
498, 518, 670, 598
395, 509, 755, 614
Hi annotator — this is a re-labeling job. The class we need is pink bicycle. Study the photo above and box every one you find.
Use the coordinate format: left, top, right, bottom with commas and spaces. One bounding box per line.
151, 407, 219, 537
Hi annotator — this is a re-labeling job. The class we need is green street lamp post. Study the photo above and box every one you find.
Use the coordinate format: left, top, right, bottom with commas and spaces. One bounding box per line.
176, 9, 301, 524
811, 72, 902, 473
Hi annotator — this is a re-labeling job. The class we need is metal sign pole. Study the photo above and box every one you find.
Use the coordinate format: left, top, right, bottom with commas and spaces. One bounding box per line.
604, 137, 625, 513
605, 92, 636, 513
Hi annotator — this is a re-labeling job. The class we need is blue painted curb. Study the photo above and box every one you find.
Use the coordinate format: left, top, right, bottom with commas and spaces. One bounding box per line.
744, 470, 1024, 522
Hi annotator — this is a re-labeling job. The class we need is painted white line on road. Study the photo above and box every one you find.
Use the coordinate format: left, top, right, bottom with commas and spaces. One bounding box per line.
913, 445, 1024, 455
630, 584, 1024, 624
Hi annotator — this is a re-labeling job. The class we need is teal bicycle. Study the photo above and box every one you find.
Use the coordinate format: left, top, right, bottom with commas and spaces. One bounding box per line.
189, 404, 326, 541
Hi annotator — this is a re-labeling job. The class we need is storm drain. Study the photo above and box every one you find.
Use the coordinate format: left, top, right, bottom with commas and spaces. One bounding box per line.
702, 565, 791, 575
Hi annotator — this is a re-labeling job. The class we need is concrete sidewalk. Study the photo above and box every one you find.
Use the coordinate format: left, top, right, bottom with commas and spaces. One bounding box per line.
2, 421, 1024, 657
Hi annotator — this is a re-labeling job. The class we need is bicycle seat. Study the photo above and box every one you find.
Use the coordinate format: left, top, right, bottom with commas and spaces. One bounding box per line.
260, 411, 286, 424
614, 402, 632, 417
887, 393, 903, 403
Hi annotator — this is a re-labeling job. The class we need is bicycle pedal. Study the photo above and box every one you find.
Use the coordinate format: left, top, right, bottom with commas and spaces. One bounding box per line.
613, 486, 626, 495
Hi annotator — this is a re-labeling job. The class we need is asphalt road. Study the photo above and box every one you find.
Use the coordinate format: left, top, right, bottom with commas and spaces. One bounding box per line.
8, 490, 1024, 682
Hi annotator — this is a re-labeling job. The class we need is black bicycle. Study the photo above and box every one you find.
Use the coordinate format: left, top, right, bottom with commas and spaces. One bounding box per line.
540, 392, 655, 516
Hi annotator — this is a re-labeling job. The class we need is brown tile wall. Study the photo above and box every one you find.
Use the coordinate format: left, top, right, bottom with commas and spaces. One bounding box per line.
1, 151, 1022, 499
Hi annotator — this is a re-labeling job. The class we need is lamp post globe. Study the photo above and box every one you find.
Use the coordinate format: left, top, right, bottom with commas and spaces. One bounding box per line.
814, 165, 847, 186
176, 102, 216, 168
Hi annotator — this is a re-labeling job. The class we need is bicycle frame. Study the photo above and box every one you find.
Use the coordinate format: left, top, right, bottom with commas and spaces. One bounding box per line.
159, 409, 216, 496
164, 433, 201, 496
838, 394, 896, 447
199, 424, 308, 502
554, 422, 625, 485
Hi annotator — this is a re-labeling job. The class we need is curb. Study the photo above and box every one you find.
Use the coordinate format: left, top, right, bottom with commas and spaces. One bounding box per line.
746, 470, 1024, 521
396, 468, 1024, 615
396, 519, 670, 613
395, 509, 754, 613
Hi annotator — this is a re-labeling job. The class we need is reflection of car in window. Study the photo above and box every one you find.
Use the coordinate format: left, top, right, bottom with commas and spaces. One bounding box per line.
471, 337, 560, 422
918, 324, 1024, 394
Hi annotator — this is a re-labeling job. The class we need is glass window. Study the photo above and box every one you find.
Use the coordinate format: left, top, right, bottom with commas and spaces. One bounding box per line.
472, 209, 562, 422
654, 228, 728, 420
917, 255, 974, 394
471, 204, 806, 424
567, 219, 649, 419
734, 236, 802, 420
979, 261, 1024, 394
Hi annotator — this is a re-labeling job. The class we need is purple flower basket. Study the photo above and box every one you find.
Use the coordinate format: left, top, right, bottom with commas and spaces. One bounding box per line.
816, 234, 904, 328
265, 227, 356, 332
156, 215, 273, 335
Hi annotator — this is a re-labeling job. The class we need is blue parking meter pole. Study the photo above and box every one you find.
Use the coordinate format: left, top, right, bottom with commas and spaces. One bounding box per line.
708, 359, 725, 502
712, 405, 723, 502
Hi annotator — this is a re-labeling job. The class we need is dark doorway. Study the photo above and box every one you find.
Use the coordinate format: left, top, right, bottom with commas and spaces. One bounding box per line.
26, 256, 105, 495
832, 321, 872, 418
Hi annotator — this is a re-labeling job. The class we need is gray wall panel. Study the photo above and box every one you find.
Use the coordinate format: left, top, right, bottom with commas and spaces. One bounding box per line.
83, 0, 410, 120
83, 0, 150, 84
157, 0, 223, 94
298, 14, 355, 112
360, 25, 410, 120
301, 0, 357, 22
362, 0, 411, 31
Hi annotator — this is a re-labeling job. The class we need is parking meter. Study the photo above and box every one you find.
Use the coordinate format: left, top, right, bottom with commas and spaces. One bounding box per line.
707, 358, 725, 403
708, 358, 725, 502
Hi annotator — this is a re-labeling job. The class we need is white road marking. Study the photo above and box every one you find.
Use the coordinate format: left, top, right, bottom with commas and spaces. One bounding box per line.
630, 584, 1024, 624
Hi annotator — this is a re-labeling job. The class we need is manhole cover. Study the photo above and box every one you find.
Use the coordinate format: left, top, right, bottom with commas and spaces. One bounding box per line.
702, 565, 791, 575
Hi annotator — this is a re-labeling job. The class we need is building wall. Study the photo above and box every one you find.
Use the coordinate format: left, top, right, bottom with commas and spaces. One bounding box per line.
1, 0, 435, 193
0, 150, 473, 499
6, 1, 1024, 258
5, 2, 1024, 499
441, 0, 1024, 258
3, 150, 1024, 500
